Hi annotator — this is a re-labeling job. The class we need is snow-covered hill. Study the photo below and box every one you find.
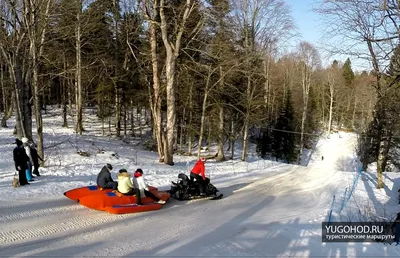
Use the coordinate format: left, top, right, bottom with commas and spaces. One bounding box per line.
1, 110, 400, 257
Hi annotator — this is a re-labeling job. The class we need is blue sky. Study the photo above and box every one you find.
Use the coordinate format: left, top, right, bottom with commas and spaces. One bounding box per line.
287, 0, 371, 72
290, 0, 321, 46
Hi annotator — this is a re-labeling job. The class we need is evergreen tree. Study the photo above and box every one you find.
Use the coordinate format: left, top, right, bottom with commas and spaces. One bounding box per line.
272, 90, 296, 163
342, 58, 355, 86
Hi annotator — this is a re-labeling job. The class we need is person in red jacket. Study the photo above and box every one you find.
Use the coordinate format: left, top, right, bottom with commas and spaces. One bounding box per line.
190, 157, 207, 196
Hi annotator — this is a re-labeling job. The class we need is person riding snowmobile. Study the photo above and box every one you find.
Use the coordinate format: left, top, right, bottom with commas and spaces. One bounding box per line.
190, 157, 207, 196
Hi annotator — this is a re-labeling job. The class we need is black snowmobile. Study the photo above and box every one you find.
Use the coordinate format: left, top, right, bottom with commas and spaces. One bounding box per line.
169, 173, 223, 201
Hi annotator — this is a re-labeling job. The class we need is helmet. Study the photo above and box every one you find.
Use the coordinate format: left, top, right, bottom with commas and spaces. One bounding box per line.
136, 168, 143, 174
178, 173, 188, 181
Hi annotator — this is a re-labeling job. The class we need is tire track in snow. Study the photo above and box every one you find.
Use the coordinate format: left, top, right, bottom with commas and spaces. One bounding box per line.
0, 204, 83, 223
0, 210, 141, 245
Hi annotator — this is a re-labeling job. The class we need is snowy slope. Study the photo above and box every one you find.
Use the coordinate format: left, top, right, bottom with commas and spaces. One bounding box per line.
1, 112, 400, 257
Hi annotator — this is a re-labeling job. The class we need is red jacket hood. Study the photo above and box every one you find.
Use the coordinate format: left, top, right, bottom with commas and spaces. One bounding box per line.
134, 172, 142, 178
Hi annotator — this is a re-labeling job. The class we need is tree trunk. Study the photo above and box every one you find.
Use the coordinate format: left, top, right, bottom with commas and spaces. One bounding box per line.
148, 16, 164, 162
216, 66, 226, 161
28, 0, 52, 167
328, 77, 334, 135
230, 117, 235, 159
159, 0, 192, 165
299, 63, 310, 164
75, 0, 83, 134
0, 63, 12, 128
352, 98, 357, 129
376, 101, 389, 189
241, 76, 252, 161
130, 100, 134, 135
187, 82, 193, 155
62, 55, 68, 127
123, 103, 127, 137
197, 66, 211, 159
115, 87, 121, 137
263, 57, 270, 116
179, 108, 185, 153
0, 63, 4, 113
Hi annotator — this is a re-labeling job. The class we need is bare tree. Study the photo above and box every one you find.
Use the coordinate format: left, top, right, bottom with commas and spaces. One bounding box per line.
297, 41, 320, 163
139, 0, 165, 162
139, 0, 197, 165
159, 0, 196, 165
315, 0, 400, 188
75, 0, 84, 134
23, 0, 53, 164
0, 0, 33, 139
230, 0, 295, 161
324, 61, 343, 135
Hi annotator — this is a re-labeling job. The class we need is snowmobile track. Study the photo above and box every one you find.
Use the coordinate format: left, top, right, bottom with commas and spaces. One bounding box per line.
0, 210, 140, 245
0, 204, 83, 223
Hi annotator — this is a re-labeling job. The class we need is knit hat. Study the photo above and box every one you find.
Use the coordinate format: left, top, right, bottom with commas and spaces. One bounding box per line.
119, 168, 127, 173
14, 138, 23, 146
21, 137, 29, 143
136, 168, 143, 174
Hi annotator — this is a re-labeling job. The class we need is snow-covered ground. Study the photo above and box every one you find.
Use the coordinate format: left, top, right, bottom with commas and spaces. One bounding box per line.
1, 109, 400, 257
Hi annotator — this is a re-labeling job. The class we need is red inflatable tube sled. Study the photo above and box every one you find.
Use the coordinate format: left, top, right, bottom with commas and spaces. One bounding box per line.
64, 186, 171, 214
64, 185, 158, 202
104, 203, 163, 214
77, 188, 169, 210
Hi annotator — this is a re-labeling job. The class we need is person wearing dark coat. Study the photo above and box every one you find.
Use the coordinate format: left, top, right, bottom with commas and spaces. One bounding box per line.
395, 212, 400, 246
96, 163, 118, 190
29, 143, 43, 176
13, 138, 30, 186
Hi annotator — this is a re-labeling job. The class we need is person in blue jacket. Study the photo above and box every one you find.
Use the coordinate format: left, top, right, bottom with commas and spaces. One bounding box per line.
96, 163, 118, 190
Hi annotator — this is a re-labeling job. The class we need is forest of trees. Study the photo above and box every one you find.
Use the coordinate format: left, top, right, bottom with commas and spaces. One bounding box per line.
0, 0, 399, 189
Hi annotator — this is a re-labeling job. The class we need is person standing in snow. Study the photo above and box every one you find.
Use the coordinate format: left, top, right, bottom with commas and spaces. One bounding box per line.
394, 212, 400, 246
13, 138, 30, 186
398, 189, 400, 205
30, 142, 43, 176
96, 163, 118, 190
21, 137, 34, 180
190, 157, 207, 196
133, 168, 165, 205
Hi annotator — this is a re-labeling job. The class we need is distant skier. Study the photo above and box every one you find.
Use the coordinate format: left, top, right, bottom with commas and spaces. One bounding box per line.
322, 156, 324, 161
190, 157, 207, 196
13, 138, 30, 186
96, 163, 118, 190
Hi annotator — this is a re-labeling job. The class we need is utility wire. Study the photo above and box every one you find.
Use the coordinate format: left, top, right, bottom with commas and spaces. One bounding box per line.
268, 127, 322, 136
